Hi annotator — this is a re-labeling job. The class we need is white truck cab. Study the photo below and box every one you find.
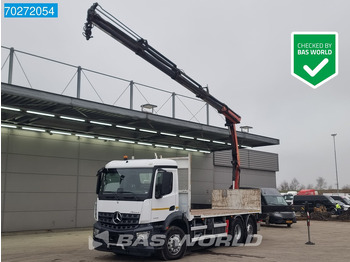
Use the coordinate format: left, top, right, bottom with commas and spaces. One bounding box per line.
96, 158, 179, 225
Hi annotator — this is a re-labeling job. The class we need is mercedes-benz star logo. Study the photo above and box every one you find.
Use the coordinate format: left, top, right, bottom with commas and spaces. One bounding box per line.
112, 211, 122, 224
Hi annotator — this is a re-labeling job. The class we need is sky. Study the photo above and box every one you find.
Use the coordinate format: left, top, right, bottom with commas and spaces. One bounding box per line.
1, 0, 350, 188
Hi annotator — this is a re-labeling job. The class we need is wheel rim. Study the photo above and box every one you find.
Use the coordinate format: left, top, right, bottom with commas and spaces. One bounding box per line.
234, 224, 242, 241
167, 233, 182, 256
247, 223, 254, 236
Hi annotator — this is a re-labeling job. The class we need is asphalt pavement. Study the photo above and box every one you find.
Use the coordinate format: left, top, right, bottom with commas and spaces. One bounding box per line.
2, 220, 350, 262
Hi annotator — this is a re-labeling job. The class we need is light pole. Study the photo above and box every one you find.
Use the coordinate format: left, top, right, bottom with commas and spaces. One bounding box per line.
331, 134, 339, 194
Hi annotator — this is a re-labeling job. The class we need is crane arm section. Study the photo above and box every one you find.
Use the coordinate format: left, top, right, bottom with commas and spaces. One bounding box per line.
83, 3, 241, 189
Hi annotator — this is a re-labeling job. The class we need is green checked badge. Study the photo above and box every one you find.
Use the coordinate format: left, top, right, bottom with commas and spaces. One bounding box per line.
291, 32, 338, 89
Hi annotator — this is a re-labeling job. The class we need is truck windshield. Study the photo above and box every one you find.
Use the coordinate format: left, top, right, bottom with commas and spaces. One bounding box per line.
284, 195, 294, 201
99, 168, 153, 201
264, 195, 288, 206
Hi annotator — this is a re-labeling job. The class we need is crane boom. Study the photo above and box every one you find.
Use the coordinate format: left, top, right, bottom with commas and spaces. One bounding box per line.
83, 3, 242, 189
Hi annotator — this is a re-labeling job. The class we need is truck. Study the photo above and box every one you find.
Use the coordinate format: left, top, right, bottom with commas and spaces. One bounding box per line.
93, 155, 261, 259
297, 189, 318, 195
281, 191, 297, 205
83, 3, 262, 259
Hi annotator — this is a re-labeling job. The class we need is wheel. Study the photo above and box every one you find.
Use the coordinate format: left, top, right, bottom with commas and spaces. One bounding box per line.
245, 217, 255, 243
330, 208, 336, 215
159, 226, 187, 260
230, 218, 244, 245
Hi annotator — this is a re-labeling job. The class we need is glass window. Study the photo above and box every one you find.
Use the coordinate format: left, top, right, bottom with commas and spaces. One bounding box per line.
155, 170, 173, 197
342, 198, 350, 205
100, 168, 153, 201
326, 196, 336, 204
264, 195, 288, 206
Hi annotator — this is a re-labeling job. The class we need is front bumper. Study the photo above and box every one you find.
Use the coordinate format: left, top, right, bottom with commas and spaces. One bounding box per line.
268, 212, 297, 225
92, 222, 160, 256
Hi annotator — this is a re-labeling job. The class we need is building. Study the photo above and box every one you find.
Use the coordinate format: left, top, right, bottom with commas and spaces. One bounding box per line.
1, 83, 279, 232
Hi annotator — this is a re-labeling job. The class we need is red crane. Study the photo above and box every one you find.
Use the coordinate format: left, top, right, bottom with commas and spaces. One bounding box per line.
83, 3, 242, 189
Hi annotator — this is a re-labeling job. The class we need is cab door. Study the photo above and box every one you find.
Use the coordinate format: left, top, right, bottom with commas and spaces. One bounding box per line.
151, 168, 177, 222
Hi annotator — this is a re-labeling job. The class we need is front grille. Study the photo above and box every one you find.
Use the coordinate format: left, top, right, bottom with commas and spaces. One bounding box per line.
99, 212, 140, 230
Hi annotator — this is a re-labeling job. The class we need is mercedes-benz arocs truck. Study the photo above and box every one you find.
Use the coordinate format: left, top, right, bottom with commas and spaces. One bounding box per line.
92, 155, 261, 260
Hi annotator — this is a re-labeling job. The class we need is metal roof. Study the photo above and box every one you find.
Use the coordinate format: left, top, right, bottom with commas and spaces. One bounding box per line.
1, 83, 279, 151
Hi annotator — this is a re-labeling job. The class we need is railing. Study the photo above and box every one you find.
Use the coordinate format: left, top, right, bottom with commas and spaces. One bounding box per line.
2, 46, 224, 126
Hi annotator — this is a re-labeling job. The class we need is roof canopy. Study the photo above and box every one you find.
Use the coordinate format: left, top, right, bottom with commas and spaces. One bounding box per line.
1, 83, 279, 152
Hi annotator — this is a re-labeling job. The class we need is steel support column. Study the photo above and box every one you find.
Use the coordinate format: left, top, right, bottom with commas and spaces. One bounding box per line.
77, 66, 82, 98
172, 92, 176, 118
8, 47, 15, 84
130, 81, 134, 110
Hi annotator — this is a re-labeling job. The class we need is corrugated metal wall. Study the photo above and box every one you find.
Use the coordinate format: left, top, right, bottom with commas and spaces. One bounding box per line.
214, 149, 279, 171
212, 149, 278, 190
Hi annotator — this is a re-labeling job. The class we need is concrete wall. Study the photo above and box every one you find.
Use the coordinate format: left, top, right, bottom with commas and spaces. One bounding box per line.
1, 128, 186, 232
1, 128, 278, 232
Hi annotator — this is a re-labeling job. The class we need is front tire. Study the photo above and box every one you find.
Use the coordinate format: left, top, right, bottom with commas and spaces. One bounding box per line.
159, 226, 187, 260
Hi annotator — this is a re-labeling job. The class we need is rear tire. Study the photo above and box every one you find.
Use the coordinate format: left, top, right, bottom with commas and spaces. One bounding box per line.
230, 218, 244, 245
159, 226, 187, 260
245, 217, 255, 243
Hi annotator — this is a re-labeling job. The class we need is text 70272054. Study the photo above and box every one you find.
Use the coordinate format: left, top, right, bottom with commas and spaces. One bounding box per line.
4, 3, 58, 18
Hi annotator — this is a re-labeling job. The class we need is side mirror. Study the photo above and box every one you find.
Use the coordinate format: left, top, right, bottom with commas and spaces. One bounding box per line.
96, 168, 104, 194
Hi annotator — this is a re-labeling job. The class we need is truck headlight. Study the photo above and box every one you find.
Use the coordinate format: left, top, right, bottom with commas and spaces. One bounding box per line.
93, 227, 100, 237
136, 231, 150, 241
